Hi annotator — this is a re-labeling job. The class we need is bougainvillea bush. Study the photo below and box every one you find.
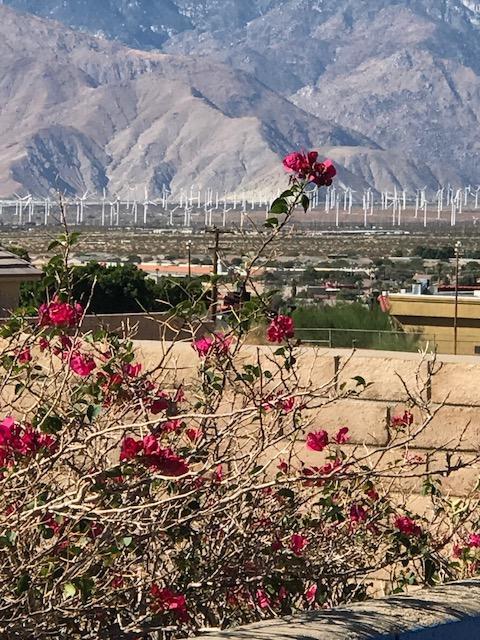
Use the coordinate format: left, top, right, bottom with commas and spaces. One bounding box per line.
0, 155, 479, 639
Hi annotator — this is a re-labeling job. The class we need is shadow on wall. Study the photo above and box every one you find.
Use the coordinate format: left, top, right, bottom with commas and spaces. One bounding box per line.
0, 312, 214, 342
196, 580, 480, 639
79, 312, 214, 341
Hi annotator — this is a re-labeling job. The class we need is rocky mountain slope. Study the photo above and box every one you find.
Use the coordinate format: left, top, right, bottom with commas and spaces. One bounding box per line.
1, 3, 440, 197
5, 0, 480, 189
163, 0, 480, 187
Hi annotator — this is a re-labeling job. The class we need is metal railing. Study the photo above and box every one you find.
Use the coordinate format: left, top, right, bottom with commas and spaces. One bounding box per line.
294, 327, 436, 353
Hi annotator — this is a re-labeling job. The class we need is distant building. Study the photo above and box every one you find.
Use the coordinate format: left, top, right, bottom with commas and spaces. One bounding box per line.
389, 292, 480, 355
0, 249, 43, 315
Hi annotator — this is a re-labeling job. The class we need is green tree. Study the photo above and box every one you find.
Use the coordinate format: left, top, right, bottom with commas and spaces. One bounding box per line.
20, 262, 204, 315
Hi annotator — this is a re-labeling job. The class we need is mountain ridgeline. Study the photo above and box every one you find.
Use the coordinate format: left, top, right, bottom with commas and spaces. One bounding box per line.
1, 0, 480, 196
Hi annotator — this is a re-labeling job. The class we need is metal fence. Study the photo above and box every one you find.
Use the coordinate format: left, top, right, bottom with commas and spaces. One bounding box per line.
294, 327, 436, 353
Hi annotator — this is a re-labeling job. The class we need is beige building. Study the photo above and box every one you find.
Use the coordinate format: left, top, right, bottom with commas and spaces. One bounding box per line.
388, 293, 480, 355
0, 249, 43, 316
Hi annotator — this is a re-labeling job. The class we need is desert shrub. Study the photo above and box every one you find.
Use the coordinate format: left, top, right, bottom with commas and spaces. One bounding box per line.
292, 302, 420, 351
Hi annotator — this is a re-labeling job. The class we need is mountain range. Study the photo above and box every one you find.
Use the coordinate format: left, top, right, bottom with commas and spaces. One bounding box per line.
1, 0, 480, 196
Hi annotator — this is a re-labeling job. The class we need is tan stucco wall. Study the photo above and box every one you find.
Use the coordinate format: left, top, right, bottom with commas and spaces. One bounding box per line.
134, 342, 480, 503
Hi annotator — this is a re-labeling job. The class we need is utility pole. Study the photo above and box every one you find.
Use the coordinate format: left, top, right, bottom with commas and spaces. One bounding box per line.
186, 240, 192, 279
207, 227, 220, 323
206, 227, 235, 325
454, 240, 461, 356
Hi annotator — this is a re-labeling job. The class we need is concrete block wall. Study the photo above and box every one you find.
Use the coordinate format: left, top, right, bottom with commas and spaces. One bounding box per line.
134, 343, 480, 500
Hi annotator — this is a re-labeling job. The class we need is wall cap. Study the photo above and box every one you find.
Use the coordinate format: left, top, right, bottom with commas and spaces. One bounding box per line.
195, 580, 480, 639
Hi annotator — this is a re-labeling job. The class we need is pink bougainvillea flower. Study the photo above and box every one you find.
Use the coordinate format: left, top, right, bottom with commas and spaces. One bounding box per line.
283, 152, 309, 174
0, 417, 57, 466
120, 435, 188, 476
192, 333, 232, 358
148, 447, 189, 477
277, 459, 288, 474
366, 487, 380, 501
277, 585, 288, 603
120, 437, 143, 462
186, 427, 202, 442
281, 396, 296, 413
0, 417, 15, 444
17, 347, 32, 364
256, 588, 271, 609
142, 434, 160, 457
42, 513, 63, 536
267, 315, 295, 343
262, 392, 295, 413
468, 533, 480, 548
150, 585, 188, 620
334, 427, 350, 444
59, 335, 73, 351
391, 411, 414, 428
192, 336, 213, 357
306, 430, 329, 452
31, 431, 57, 455
349, 504, 367, 524
394, 515, 422, 537
305, 583, 317, 604
283, 151, 336, 187
69, 352, 96, 377
159, 420, 182, 434
39, 337, 49, 352
111, 575, 125, 589
122, 363, 142, 377
214, 464, 224, 483
38, 297, 83, 328
89, 522, 104, 540
290, 533, 309, 556
150, 393, 170, 415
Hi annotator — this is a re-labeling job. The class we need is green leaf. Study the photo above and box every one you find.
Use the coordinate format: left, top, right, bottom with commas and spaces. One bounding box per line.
47, 240, 61, 252
16, 574, 30, 595
277, 488, 295, 500
279, 189, 294, 198
77, 576, 94, 601
301, 194, 310, 213
269, 198, 289, 214
14, 383, 24, 396
63, 583, 77, 599
352, 376, 367, 387
41, 415, 63, 434
265, 217, 279, 228
86, 405, 102, 423
121, 536, 133, 548
68, 232, 81, 246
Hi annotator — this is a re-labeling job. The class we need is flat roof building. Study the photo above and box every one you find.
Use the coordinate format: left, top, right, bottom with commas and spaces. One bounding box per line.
388, 292, 480, 355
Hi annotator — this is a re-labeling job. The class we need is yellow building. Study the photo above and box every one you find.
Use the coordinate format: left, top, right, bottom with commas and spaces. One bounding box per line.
388, 293, 480, 355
